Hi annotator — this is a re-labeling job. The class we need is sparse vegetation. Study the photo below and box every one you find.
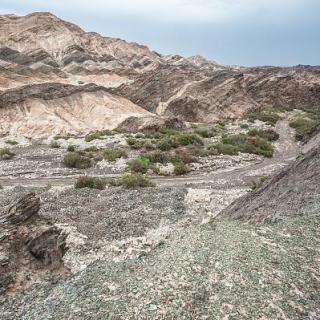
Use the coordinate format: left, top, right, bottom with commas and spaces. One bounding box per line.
247, 109, 282, 126
195, 127, 217, 138
248, 128, 279, 141
85, 131, 102, 142
114, 173, 153, 188
103, 149, 127, 162
54, 134, 72, 140
0, 148, 15, 160
63, 151, 91, 169
75, 176, 107, 190
50, 140, 60, 148
84, 146, 98, 152
289, 113, 320, 140
5, 140, 18, 146
209, 132, 274, 157
127, 156, 150, 173
173, 161, 189, 175
67, 145, 76, 152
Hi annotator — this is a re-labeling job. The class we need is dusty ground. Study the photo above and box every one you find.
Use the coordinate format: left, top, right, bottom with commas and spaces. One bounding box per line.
1, 116, 316, 320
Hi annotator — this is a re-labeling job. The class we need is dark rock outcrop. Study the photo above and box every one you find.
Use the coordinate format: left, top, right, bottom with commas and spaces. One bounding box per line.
0, 193, 68, 295
219, 146, 320, 223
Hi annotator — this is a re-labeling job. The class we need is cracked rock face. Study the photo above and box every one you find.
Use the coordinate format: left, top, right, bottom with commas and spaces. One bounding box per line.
0, 193, 69, 294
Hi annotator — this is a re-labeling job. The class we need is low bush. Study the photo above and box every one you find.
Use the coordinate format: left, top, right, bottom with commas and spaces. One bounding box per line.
54, 134, 71, 140
208, 143, 239, 156
103, 149, 127, 162
84, 146, 98, 152
50, 141, 60, 149
5, 140, 18, 145
289, 115, 320, 141
247, 110, 281, 126
63, 152, 91, 169
173, 161, 189, 175
126, 137, 145, 149
248, 129, 279, 141
209, 133, 274, 157
75, 176, 107, 190
116, 173, 153, 188
0, 148, 15, 160
127, 156, 150, 173
240, 123, 249, 129
85, 132, 102, 142
195, 128, 217, 138
67, 145, 76, 152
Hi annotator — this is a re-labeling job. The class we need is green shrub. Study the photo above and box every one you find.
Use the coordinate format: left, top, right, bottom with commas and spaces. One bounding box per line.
195, 128, 217, 138
54, 134, 71, 140
211, 133, 274, 157
75, 176, 107, 190
173, 161, 189, 175
247, 110, 281, 126
126, 137, 145, 149
85, 132, 102, 142
240, 123, 249, 129
5, 140, 18, 146
145, 151, 170, 164
84, 146, 98, 152
0, 148, 15, 160
67, 145, 76, 152
209, 143, 239, 156
289, 115, 320, 140
116, 173, 153, 188
248, 129, 279, 141
50, 140, 60, 149
63, 152, 91, 169
175, 133, 203, 146
127, 156, 150, 173
103, 149, 127, 162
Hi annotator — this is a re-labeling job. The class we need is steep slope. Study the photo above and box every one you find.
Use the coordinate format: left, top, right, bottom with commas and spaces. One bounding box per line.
0, 12, 320, 135
219, 144, 320, 222
0, 83, 151, 137
118, 65, 320, 122
0, 13, 159, 71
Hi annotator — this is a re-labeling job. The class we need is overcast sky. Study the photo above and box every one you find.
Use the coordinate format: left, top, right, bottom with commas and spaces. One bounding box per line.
1, 0, 319, 66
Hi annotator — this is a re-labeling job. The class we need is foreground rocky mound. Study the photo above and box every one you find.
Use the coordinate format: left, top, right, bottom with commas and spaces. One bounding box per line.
219, 144, 320, 222
0, 193, 68, 295
1, 193, 319, 319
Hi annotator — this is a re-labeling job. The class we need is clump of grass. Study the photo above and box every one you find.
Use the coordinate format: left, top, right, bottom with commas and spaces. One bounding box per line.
111, 173, 153, 188
240, 123, 249, 129
248, 128, 279, 141
195, 128, 217, 138
126, 136, 145, 149
84, 146, 98, 152
0, 148, 15, 160
127, 156, 150, 173
5, 140, 18, 146
103, 149, 127, 162
208, 143, 239, 156
63, 151, 91, 169
67, 145, 76, 152
75, 176, 107, 190
289, 114, 320, 140
85, 131, 102, 142
209, 133, 274, 157
54, 133, 71, 140
247, 109, 281, 126
173, 161, 189, 175
50, 140, 60, 149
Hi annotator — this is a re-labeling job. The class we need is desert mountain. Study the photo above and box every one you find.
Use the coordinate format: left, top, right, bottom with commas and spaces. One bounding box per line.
1, 12, 320, 136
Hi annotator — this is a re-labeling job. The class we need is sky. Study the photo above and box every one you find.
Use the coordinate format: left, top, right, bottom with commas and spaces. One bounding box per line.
0, 0, 319, 66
